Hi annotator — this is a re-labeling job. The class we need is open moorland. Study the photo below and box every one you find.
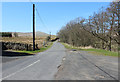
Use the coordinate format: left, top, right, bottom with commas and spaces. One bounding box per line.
0, 31, 56, 48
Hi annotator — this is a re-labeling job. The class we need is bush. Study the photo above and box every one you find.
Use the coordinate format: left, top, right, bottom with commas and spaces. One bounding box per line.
14, 32, 18, 37
46, 36, 51, 42
0, 32, 12, 37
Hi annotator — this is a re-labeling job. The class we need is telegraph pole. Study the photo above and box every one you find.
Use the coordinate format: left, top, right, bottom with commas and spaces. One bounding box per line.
33, 4, 35, 51
50, 32, 51, 40
50, 32, 51, 38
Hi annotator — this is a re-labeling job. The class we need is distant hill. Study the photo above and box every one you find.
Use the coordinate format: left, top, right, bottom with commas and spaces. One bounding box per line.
13, 31, 49, 37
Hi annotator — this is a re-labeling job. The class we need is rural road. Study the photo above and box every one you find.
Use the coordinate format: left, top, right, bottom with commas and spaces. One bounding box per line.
1, 42, 118, 80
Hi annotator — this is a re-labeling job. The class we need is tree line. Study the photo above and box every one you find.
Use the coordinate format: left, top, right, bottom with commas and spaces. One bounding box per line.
57, 1, 120, 51
0, 32, 18, 37
0, 32, 12, 37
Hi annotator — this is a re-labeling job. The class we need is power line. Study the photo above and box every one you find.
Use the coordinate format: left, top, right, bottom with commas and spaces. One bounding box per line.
35, 8, 48, 29
29, 0, 49, 33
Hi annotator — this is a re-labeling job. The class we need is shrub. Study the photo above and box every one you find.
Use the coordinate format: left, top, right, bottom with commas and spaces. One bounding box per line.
46, 36, 51, 42
14, 32, 18, 37
0, 32, 12, 37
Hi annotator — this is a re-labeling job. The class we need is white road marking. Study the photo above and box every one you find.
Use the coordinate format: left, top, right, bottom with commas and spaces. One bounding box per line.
2, 56, 34, 59
2, 60, 40, 80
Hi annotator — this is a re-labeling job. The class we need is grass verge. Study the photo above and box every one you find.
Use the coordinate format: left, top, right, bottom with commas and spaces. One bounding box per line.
61, 43, 82, 50
82, 48, 118, 57
61, 42, 118, 57
13, 42, 53, 54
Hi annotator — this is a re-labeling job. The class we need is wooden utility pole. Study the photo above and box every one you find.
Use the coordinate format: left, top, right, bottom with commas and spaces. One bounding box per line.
50, 32, 51, 40
33, 4, 35, 51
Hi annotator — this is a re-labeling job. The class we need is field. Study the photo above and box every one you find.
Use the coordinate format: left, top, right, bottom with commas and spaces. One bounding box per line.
1, 36, 56, 55
1, 37, 46, 48
0, 31, 56, 47
1, 34, 56, 47
1, 37, 45, 43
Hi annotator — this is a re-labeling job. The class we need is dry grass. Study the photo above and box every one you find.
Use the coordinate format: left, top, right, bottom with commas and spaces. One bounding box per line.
62, 43, 93, 49
1, 37, 47, 48
50, 35, 57, 40
1, 35, 56, 48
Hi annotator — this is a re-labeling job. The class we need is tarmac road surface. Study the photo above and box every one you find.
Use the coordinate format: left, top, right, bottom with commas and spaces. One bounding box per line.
2, 42, 66, 80
1, 42, 118, 80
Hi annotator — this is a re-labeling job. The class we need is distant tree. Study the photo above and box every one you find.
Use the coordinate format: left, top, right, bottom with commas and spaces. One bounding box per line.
14, 32, 18, 37
0, 32, 12, 37
46, 36, 51, 42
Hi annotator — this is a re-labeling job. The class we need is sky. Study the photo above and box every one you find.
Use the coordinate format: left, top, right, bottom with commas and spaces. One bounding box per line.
2, 2, 111, 35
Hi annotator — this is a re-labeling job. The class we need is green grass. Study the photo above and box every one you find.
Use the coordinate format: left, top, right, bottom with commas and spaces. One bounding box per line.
61, 42, 118, 57
61, 43, 82, 50
82, 48, 118, 57
14, 42, 53, 54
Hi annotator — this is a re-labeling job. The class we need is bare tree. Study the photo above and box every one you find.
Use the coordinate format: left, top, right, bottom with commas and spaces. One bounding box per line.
57, 1, 119, 51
